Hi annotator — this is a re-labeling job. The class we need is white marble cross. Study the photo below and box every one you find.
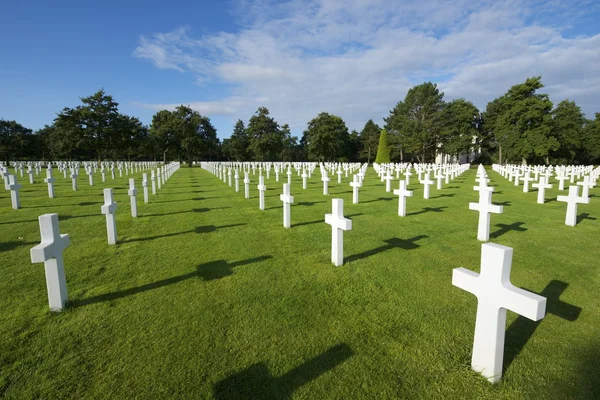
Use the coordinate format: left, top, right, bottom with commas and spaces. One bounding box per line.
151, 170, 157, 195
556, 173, 568, 191
234, 170, 240, 192
452, 243, 546, 383
322, 173, 330, 195
142, 173, 149, 204
532, 176, 552, 204
287, 167, 293, 185
101, 167, 106, 183
325, 198, 352, 266
7, 174, 22, 209
258, 175, 267, 210
384, 171, 394, 192
157, 169, 162, 190
522, 172, 532, 193
576, 176, 592, 200
393, 180, 413, 217
128, 178, 138, 218
2, 167, 10, 190
469, 190, 503, 241
301, 170, 308, 189
350, 174, 361, 204
513, 169, 521, 186
557, 185, 590, 226
27, 165, 34, 184
228, 168, 232, 187
30, 213, 71, 311
87, 168, 94, 186
244, 171, 250, 199
404, 169, 412, 185
420, 172, 434, 199
280, 183, 294, 228
70, 171, 78, 191
101, 188, 118, 245
337, 169, 343, 184
435, 171, 443, 190
44, 168, 56, 198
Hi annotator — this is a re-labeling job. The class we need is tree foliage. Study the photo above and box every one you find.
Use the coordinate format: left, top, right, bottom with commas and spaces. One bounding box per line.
375, 129, 391, 164
303, 112, 350, 161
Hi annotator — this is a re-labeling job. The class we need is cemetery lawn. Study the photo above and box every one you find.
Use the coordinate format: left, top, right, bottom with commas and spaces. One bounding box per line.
1, 166, 599, 400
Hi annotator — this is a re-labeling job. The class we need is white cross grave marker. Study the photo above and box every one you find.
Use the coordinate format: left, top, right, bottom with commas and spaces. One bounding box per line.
350, 174, 361, 204
452, 243, 546, 384
393, 180, 413, 217
44, 168, 56, 199
101, 188, 118, 245
128, 178, 138, 218
258, 175, 267, 210
7, 174, 22, 209
280, 183, 294, 228
325, 198, 352, 266
469, 190, 503, 241
420, 172, 434, 199
384, 171, 394, 192
322, 173, 330, 195
244, 171, 250, 199
557, 185, 590, 226
30, 213, 71, 311
151, 170, 157, 195
142, 173, 149, 204
302, 170, 308, 190
532, 176, 552, 204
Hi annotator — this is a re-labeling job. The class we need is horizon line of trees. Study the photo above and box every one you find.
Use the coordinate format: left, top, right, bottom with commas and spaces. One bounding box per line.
2, 76, 599, 165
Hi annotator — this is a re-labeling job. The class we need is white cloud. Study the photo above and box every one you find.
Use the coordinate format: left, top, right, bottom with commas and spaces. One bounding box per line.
133, 0, 600, 135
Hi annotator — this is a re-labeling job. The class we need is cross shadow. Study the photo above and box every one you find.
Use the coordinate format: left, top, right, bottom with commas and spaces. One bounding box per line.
490, 222, 527, 238
213, 344, 354, 400
406, 207, 447, 216
122, 223, 246, 242
361, 197, 394, 204
430, 193, 456, 199
0, 219, 38, 226
447, 186, 460, 189
577, 213, 597, 224
345, 235, 428, 263
504, 280, 582, 373
70, 255, 272, 308
296, 201, 326, 207
62, 214, 99, 221
546, 197, 557, 203
292, 213, 363, 228
495, 201, 511, 207
0, 240, 38, 252
139, 207, 230, 217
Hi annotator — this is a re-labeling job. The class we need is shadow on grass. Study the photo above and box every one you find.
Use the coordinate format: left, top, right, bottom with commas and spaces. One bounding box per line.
71, 255, 271, 308
0, 219, 38, 226
430, 193, 456, 199
361, 197, 393, 204
504, 280, 581, 374
122, 223, 246, 243
213, 344, 353, 400
292, 213, 363, 228
139, 207, 231, 217
577, 213, 597, 224
0, 240, 38, 252
346, 235, 428, 263
495, 201, 511, 207
296, 201, 326, 207
406, 207, 447, 216
490, 222, 527, 238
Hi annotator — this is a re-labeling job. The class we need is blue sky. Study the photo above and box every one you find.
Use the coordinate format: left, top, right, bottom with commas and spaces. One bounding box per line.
1, 0, 600, 139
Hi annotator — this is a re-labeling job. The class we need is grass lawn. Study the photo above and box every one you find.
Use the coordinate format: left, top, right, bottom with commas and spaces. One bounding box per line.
0, 165, 598, 399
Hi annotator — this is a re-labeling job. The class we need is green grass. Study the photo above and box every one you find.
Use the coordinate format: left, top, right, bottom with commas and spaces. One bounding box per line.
0, 165, 598, 399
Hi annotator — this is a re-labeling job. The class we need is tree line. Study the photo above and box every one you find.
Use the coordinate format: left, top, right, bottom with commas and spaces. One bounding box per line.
2, 77, 599, 164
